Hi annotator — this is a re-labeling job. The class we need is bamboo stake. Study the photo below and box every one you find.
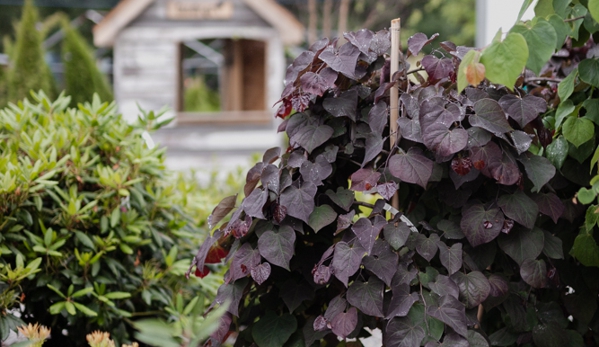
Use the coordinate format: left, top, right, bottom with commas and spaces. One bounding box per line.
390, 18, 401, 210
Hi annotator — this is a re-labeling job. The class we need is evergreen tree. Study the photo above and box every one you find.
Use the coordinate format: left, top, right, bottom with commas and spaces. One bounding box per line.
62, 22, 113, 106
7, 0, 55, 103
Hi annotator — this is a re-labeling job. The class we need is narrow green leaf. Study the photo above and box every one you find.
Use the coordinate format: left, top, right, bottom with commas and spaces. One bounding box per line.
558, 68, 578, 102
73, 302, 98, 317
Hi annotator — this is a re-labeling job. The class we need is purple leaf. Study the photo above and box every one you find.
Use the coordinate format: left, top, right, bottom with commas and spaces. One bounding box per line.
400, 93, 420, 119
498, 94, 547, 128
429, 275, 460, 299
352, 216, 386, 255
520, 258, 547, 288
308, 204, 337, 233
244, 162, 265, 197
487, 274, 509, 297
262, 147, 281, 164
350, 167, 381, 191
466, 127, 493, 149
257, 225, 296, 270
287, 150, 307, 168
377, 181, 399, 200
336, 210, 355, 234
384, 317, 426, 347
384, 222, 411, 250
290, 123, 334, 154
440, 332, 469, 347
324, 295, 348, 322
542, 230, 564, 259
208, 195, 237, 229
438, 242, 463, 275
369, 101, 388, 136
437, 219, 465, 240
471, 99, 513, 136
347, 277, 385, 317
251, 262, 271, 285
186, 232, 219, 279
509, 130, 533, 155
426, 295, 468, 337
300, 67, 338, 96
370, 29, 391, 55
517, 153, 556, 193
323, 89, 359, 121
207, 312, 232, 346
407, 32, 440, 56
326, 187, 355, 211
397, 117, 423, 143
421, 55, 454, 83
363, 239, 399, 285
260, 164, 281, 193
489, 152, 521, 186
280, 182, 317, 223
391, 263, 418, 286
319, 42, 362, 79
230, 243, 262, 282
228, 215, 252, 239
532, 193, 564, 224
344, 28, 374, 55
281, 279, 315, 313
497, 190, 539, 229
497, 227, 544, 265
300, 156, 332, 186
460, 203, 505, 247
389, 147, 434, 188
415, 233, 440, 262
242, 188, 268, 219
215, 278, 249, 317
363, 133, 385, 166
332, 241, 365, 287
386, 284, 419, 318
330, 307, 358, 339
312, 264, 332, 285
423, 123, 468, 157
419, 97, 463, 132
313, 315, 327, 331
451, 271, 491, 309
470, 141, 502, 177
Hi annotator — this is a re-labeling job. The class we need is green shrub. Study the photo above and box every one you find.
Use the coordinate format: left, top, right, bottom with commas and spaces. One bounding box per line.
7, 0, 55, 103
0, 92, 238, 346
61, 21, 113, 107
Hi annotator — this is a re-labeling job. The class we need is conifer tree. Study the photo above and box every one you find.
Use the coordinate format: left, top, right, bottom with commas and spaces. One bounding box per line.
7, 0, 55, 102
62, 22, 113, 106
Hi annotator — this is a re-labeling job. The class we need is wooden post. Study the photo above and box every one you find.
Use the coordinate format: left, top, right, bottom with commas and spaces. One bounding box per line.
338, 0, 350, 43
308, 0, 318, 44
390, 18, 401, 210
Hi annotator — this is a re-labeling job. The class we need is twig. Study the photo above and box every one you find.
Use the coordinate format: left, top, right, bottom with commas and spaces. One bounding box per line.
406, 67, 426, 75
354, 201, 375, 209
564, 15, 585, 22
524, 77, 563, 84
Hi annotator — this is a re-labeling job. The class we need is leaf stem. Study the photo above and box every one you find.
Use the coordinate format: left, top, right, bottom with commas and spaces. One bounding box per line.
564, 15, 585, 22
406, 67, 426, 75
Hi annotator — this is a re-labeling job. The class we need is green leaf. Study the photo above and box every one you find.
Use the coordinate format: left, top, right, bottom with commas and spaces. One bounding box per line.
480, 32, 529, 90
546, 136, 569, 169
570, 232, 599, 266
590, 0, 599, 23
65, 301, 76, 315
578, 187, 597, 204
583, 99, 599, 125
578, 58, 599, 87
510, 21, 557, 75
516, 0, 534, 23
110, 207, 120, 228
252, 311, 297, 347
75, 231, 96, 250
555, 100, 575, 129
562, 117, 594, 148
71, 286, 94, 298
49, 301, 66, 315
535, 0, 554, 17
557, 68, 578, 102
308, 205, 337, 233
104, 291, 131, 300
47, 284, 66, 299
548, 14, 571, 50
73, 302, 98, 317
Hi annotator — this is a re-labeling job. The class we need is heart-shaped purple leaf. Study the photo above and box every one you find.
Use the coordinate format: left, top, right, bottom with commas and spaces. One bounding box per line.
460, 203, 505, 247
471, 99, 513, 136
258, 226, 296, 270
332, 241, 365, 287
389, 147, 434, 188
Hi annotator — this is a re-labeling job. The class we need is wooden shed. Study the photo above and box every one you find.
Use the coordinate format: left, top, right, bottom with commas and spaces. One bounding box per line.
93, 0, 304, 173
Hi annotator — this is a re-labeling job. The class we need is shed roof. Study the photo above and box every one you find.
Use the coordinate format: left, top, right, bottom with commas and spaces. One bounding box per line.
93, 0, 305, 47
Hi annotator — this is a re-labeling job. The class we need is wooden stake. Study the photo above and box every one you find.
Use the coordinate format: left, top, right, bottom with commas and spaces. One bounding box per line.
390, 18, 401, 210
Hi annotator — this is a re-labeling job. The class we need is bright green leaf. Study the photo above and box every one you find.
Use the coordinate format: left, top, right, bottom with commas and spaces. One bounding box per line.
562, 117, 594, 147
480, 32, 529, 90
510, 21, 557, 75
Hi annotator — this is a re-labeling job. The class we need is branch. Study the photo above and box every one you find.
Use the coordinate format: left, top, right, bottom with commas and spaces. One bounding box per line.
524, 76, 563, 84
564, 15, 585, 22
407, 67, 426, 75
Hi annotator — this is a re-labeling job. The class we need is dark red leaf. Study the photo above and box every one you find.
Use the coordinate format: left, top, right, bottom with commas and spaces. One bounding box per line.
451, 156, 473, 176
330, 307, 358, 339
313, 315, 327, 331
376, 181, 399, 200
273, 203, 287, 224
489, 153, 521, 186
501, 219, 515, 234
242, 188, 268, 219
319, 42, 362, 79
347, 277, 385, 318
352, 216, 386, 255
244, 162, 265, 197
498, 94, 547, 128
205, 245, 229, 264
313, 264, 332, 285
344, 28, 374, 54
350, 167, 381, 191
471, 99, 513, 136
460, 203, 505, 247
451, 271, 491, 308
323, 89, 359, 121
195, 266, 210, 278
336, 210, 356, 234
497, 190, 538, 229
208, 195, 238, 230
419, 97, 463, 132
422, 123, 468, 157
368, 101, 388, 136
532, 193, 564, 224
230, 243, 261, 282
332, 241, 365, 287
363, 239, 399, 285
386, 283, 419, 318
421, 55, 454, 83
389, 147, 434, 188
426, 295, 468, 337
280, 181, 317, 223
520, 258, 547, 288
